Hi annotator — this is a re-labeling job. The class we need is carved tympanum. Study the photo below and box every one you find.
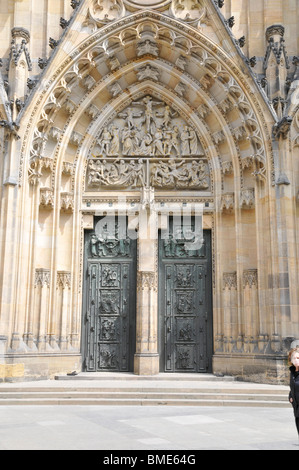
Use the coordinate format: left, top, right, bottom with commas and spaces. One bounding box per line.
87, 96, 210, 191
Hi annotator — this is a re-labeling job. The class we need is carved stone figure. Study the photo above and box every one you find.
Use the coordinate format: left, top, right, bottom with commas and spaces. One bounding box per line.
109, 126, 120, 155
180, 126, 199, 155
150, 158, 209, 190
136, 64, 160, 81
99, 127, 112, 154
87, 158, 146, 189
137, 39, 159, 56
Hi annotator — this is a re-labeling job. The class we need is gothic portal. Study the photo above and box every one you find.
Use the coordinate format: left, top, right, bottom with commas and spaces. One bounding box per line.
1, 0, 299, 383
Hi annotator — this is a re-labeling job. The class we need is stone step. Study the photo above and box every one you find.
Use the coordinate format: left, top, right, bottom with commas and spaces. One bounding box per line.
0, 386, 290, 406
0, 373, 290, 407
0, 396, 289, 407
54, 373, 235, 382
0, 391, 288, 400
0, 385, 289, 394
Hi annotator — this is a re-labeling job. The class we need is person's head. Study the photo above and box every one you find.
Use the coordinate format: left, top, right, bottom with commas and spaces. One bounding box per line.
288, 347, 299, 368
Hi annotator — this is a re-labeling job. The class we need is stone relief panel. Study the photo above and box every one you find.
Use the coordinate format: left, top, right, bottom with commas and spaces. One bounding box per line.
86, 96, 210, 191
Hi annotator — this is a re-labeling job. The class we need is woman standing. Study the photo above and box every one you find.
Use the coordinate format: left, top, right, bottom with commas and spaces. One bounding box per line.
288, 347, 299, 435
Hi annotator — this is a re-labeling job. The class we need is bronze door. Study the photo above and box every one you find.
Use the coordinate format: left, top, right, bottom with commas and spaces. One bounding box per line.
159, 220, 213, 373
83, 217, 137, 372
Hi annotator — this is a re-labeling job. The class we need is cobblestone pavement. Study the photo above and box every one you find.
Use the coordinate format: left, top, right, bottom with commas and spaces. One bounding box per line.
0, 405, 297, 451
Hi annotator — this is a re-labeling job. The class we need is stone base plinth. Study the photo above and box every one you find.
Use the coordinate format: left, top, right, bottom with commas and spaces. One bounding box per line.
213, 353, 289, 384
134, 353, 159, 376
0, 353, 82, 382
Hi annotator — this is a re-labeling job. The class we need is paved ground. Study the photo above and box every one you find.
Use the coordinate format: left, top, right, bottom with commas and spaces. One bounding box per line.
0, 405, 297, 451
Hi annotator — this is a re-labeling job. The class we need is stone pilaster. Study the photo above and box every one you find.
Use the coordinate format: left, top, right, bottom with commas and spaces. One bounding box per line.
34, 268, 51, 351
57, 271, 72, 351
134, 270, 159, 375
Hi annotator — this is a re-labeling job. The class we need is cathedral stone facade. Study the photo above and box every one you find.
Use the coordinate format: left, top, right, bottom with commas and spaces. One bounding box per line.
1, 0, 299, 383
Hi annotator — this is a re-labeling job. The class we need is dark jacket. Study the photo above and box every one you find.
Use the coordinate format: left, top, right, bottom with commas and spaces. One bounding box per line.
289, 366, 299, 417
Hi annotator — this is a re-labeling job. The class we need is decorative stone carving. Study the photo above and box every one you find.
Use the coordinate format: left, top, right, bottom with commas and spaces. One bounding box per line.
60, 192, 74, 212
70, 131, 83, 146
222, 161, 233, 175
273, 116, 293, 140
93, 97, 203, 159
264, 25, 290, 118
85, 0, 125, 29
87, 158, 146, 188
232, 126, 247, 141
83, 75, 96, 91
170, 0, 209, 27
136, 64, 160, 81
176, 55, 188, 70
28, 156, 53, 185
108, 82, 122, 97
241, 155, 255, 170
220, 193, 234, 213
240, 188, 255, 209
35, 269, 50, 287
49, 127, 62, 142
175, 81, 187, 97
197, 103, 210, 118
213, 130, 225, 145
107, 56, 120, 71
137, 272, 157, 291
151, 159, 209, 189
40, 187, 54, 209
243, 269, 258, 289
62, 162, 74, 175
64, 99, 77, 115
87, 95, 208, 191
124, 0, 171, 11
137, 39, 159, 57
85, 104, 100, 119
219, 98, 233, 114
9, 27, 32, 71
200, 74, 213, 90
57, 271, 71, 289
223, 272, 237, 290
